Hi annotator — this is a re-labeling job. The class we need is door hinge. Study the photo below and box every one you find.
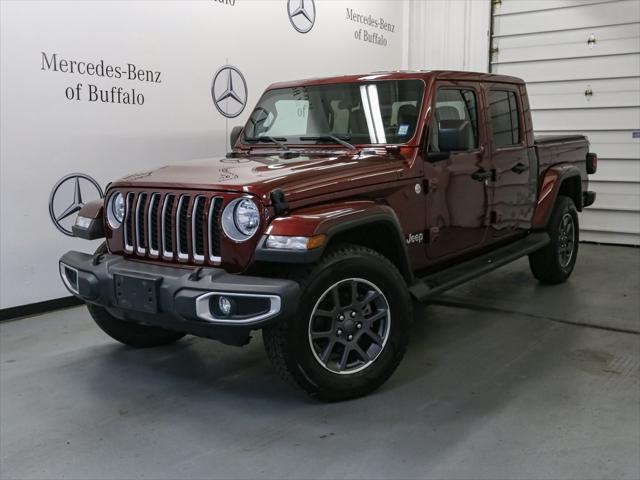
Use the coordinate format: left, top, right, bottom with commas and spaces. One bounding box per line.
423, 178, 438, 193
427, 227, 440, 244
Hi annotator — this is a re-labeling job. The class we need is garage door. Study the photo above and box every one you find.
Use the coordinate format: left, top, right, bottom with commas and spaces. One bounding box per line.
490, 0, 640, 245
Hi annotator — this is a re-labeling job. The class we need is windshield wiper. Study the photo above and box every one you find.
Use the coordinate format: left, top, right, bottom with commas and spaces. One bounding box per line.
300, 135, 356, 150
244, 135, 289, 150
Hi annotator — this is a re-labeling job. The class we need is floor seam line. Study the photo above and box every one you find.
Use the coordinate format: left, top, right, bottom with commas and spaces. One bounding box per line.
430, 298, 640, 335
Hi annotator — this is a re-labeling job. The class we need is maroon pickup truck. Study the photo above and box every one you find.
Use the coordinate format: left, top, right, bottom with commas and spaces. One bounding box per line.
60, 70, 597, 400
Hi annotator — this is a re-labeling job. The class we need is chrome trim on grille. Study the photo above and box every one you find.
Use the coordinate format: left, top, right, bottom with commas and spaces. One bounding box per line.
147, 193, 160, 257
176, 195, 189, 261
161, 194, 174, 259
119, 190, 227, 265
135, 194, 146, 254
208, 197, 223, 263
124, 193, 134, 252
192, 196, 205, 262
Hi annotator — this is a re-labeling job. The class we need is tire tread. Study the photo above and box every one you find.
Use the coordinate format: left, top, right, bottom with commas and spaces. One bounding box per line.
263, 243, 411, 401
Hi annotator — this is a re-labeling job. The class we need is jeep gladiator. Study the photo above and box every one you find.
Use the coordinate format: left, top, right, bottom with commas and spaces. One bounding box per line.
60, 71, 597, 400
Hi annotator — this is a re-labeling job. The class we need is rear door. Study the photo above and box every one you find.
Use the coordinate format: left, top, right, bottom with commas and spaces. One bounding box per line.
423, 83, 492, 261
486, 86, 536, 240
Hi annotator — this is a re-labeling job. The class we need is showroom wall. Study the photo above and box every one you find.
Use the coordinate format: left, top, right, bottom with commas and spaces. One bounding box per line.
406, 0, 491, 72
0, 0, 411, 309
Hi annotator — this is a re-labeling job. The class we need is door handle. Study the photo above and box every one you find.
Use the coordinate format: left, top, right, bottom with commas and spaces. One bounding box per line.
471, 169, 492, 182
512, 163, 529, 174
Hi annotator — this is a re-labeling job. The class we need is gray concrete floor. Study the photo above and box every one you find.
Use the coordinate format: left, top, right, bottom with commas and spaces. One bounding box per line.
1, 244, 639, 480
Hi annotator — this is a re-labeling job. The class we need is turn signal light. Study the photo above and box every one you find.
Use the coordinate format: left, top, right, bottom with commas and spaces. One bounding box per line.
265, 234, 327, 250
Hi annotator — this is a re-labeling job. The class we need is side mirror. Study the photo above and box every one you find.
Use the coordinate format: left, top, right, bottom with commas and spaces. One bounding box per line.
230, 126, 243, 149
438, 120, 473, 152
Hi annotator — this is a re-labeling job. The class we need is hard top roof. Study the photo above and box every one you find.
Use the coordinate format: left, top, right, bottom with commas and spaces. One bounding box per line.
267, 70, 525, 90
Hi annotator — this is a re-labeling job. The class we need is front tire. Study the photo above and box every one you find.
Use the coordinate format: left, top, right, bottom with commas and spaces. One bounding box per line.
263, 244, 411, 401
87, 242, 186, 348
529, 195, 579, 284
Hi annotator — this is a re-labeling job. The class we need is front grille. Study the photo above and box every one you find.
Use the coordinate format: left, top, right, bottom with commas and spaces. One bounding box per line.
122, 191, 224, 264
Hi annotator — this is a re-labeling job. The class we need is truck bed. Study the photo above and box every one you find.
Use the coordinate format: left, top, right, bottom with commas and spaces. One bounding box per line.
534, 134, 590, 204
534, 134, 587, 145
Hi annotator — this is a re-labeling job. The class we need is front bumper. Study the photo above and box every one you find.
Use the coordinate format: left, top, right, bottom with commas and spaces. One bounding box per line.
59, 251, 299, 345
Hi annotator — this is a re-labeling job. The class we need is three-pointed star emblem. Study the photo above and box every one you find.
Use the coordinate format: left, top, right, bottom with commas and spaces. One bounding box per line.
211, 65, 248, 118
48, 173, 104, 236
287, 0, 316, 33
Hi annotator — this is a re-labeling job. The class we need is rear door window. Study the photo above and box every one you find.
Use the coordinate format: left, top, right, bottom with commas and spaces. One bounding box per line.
489, 90, 520, 147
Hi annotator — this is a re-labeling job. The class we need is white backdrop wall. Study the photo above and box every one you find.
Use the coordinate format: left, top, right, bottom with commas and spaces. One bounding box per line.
406, 0, 491, 72
0, 0, 411, 309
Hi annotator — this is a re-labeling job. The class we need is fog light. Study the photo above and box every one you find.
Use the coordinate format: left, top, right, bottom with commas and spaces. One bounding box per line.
218, 296, 233, 316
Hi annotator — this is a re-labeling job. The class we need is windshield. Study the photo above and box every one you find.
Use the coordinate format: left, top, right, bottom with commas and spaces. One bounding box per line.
242, 80, 424, 146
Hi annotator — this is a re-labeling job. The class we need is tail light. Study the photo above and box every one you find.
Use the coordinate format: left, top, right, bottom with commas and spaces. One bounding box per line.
586, 152, 597, 174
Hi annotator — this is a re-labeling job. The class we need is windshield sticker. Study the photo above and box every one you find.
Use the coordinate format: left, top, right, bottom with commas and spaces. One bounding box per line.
397, 124, 410, 136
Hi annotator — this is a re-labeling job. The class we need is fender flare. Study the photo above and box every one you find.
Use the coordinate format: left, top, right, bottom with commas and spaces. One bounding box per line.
532, 165, 582, 229
254, 200, 412, 281
72, 200, 105, 240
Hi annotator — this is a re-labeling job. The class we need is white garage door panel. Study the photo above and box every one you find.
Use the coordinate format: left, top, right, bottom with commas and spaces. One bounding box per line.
493, 24, 640, 64
535, 130, 640, 159
495, 0, 617, 16
580, 209, 640, 234
582, 230, 640, 244
592, 159, 640, 182
589, 180, 640, 211
493, 1, 639, 37
492, 0, 640, 245
493, 53, 640, 82
531, 107, 640, 131
526, 78, 640, 109
589, 180, 640, 197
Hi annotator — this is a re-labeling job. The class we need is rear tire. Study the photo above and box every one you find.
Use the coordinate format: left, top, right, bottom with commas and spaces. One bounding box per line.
87, 242, 185, 348
262, 244, 411, 402
529, 195, 579, 284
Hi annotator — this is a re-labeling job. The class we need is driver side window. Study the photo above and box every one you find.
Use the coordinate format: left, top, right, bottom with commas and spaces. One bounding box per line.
429, 88, 479, 152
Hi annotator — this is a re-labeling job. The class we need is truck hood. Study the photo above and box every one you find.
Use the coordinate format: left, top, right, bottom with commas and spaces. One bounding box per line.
111, 149, 417, 205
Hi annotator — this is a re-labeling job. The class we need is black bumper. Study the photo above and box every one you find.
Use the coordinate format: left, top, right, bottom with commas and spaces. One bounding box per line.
59, 251, 299, 345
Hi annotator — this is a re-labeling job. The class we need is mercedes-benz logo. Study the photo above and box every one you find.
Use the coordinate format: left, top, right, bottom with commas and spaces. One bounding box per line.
287, 0, 316, 34
211, 65, 248, 118
49, 173, 104, 236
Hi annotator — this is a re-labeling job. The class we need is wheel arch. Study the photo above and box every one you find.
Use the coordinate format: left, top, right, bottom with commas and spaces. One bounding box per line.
255, 201, 413, 283
323, 216, 413, 283
532, 165, 583, 229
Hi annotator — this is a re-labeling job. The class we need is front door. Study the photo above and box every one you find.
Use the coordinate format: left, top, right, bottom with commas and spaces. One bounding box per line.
423, 85, 492, 262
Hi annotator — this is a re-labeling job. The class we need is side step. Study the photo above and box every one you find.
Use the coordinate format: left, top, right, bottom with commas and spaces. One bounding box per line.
409, 232, 550, 302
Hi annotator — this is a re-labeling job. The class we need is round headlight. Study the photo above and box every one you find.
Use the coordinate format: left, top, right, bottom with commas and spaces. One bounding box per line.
106, 192, 125, 229
234, 198, 260, 236
222, 197, 260, 241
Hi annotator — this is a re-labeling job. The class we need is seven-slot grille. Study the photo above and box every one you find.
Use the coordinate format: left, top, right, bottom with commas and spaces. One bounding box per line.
122, 191, 224, 264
